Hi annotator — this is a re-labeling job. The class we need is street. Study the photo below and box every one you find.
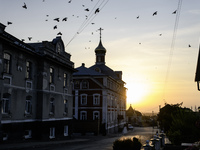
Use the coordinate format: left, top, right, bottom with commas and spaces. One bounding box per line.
33, 127, 159, 150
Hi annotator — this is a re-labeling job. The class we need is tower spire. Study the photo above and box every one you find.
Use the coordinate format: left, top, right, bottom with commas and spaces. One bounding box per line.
95, 27, 106, 65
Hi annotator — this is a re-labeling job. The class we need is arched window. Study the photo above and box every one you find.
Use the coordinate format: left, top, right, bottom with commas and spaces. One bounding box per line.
80, 111, 87, 120
93, 111, 100, 120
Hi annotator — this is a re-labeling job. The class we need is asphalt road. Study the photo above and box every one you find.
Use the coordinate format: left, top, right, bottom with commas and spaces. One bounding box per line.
34, 127, 159, 150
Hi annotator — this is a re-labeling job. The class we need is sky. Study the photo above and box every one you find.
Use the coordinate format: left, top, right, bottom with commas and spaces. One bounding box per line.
1, 0, 200, 113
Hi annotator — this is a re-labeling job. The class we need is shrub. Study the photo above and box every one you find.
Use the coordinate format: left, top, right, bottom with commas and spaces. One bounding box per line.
113, 137, 142, 150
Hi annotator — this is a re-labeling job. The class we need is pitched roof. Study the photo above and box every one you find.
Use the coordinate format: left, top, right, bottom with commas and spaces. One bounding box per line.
73, 63, 104, 76
89, 64, 120, 80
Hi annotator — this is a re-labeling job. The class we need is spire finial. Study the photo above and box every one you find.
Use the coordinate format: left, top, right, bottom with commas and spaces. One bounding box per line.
98, 27, 103, 39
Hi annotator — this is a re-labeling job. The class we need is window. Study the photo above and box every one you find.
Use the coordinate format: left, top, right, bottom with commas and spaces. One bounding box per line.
82, 80, 88, 89
50, 98, 55, 115
24, 130, 32, 139
26, 81, 32, 89
81, 94, 87, 105
64, 73, 68, 87
49, 127, 55, 139
2, 93, 10, 114
80, 111, 87, 120
25, 96, 32, 114
26, 61, 32, 79
3, 53, 11, 74
64, 125, 68, 136
64, 99, 68, 115
93, 111, 100, 120
50, 67, 54, 83
93, 94, 100, 105
74, 80, 80, 89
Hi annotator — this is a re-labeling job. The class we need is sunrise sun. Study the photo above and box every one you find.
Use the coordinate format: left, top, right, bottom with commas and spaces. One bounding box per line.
126, 81, 150, 105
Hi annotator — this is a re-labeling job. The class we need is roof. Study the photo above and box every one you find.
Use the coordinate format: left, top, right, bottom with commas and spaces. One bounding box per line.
89, 64, 120, 80
73, 63, 104, 76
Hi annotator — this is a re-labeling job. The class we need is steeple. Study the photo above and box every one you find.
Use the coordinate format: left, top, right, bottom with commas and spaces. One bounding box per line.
95, 27, 106, 65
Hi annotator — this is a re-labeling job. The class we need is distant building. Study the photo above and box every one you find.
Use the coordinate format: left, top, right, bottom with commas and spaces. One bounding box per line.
126, 105, 142, 127
72, 29, 127, 134
0, 22, 76, 142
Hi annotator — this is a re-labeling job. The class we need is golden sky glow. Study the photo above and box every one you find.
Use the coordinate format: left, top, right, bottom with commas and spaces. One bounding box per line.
1, 0, 200, 113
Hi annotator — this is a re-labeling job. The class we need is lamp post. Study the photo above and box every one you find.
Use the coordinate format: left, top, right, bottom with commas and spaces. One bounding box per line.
195, 45, 200, 91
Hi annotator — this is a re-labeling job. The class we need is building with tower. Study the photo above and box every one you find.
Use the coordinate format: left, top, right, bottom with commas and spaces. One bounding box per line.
72, 28, 127, 134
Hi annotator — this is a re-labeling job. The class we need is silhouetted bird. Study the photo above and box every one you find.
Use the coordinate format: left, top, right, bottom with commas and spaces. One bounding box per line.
68, 0, 72, 3
95, 8, 100, 14
189, 44, 191, 47
172, 10, 177, 14
22, 3, 27, 9
46, 15, 49, 17
53, 25, 57, 29
91, 23, 95, 25
7, 21, 12, 25
28, 37, 32, 41
54, 18, 59, 22
82, 5, 85, 7
57, 32, 62, 35
21, 39, 25, 42
153, 11, 157, 16
62, 17, 67, 21
85, 8, 89, 11
137, 16, 139, 19
159, 34, 162, 36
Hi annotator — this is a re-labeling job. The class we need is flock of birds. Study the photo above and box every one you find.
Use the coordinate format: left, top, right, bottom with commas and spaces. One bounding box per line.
5, 1, 191, 48
6, 1, 102, 44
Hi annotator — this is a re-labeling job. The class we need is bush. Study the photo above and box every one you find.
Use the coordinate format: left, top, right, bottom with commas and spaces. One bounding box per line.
113, 137, 142, 150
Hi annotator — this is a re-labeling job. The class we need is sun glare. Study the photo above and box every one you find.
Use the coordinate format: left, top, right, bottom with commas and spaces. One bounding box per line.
127, 81, 150, 105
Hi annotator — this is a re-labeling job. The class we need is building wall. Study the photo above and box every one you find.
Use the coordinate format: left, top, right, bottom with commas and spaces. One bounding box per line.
0, 25, 75, 142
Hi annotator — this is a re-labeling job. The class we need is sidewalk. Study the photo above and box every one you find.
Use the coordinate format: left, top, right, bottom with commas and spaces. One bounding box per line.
0, 137, 91, 150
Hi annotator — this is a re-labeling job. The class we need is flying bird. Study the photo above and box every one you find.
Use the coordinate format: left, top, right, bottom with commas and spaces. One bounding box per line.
57, 32, 62, 35
172, 10, 177, 14
91, 23, 95, 25
159, 34, 162, 36
68, 0, 72, 3
62, 17, 67, 21
7, 21, 12, 25
95, 8, 100, 14
22, 3, 27, 9
54, 18, 59, 22
85, 8, 89, 11
53, 25, 57, 29
153, 11, 157, 16
28, 37, 32, 41
136, 16, 139, 19
189, 44, 191, 47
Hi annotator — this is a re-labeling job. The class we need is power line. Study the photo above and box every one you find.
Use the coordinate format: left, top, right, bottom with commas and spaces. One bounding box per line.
162, 0, 183, 103
65, 0, 110, 47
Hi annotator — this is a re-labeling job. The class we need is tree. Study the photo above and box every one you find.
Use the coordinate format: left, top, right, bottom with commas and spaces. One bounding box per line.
157, 103, 200, 145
